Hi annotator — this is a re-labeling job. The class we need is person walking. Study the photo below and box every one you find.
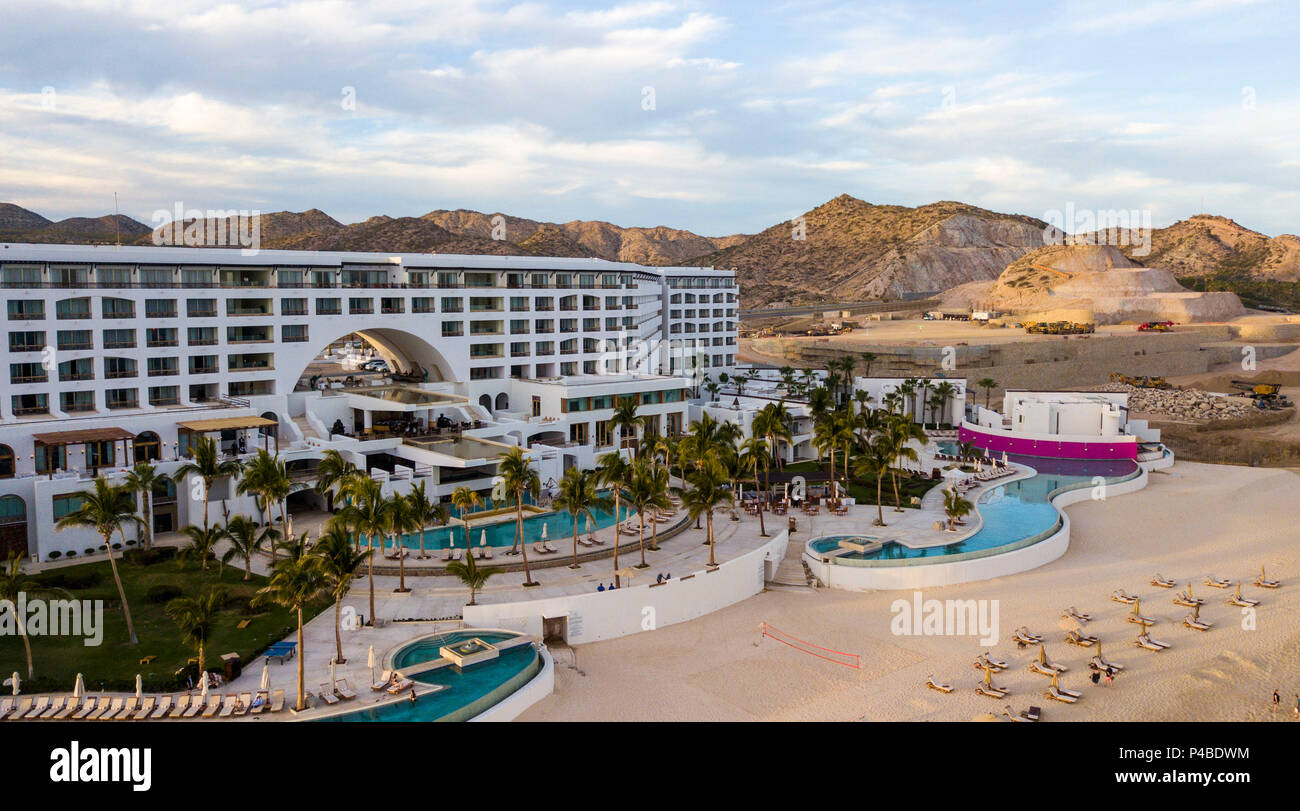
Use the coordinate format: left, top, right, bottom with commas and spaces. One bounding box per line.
1272, 689, 1281, 713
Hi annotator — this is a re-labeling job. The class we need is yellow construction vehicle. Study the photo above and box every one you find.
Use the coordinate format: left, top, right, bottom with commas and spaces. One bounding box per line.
1110, 373, 1170, 389
1027, 321, 1096, 335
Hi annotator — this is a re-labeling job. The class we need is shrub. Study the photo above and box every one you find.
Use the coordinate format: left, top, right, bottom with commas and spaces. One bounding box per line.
47, 551, 62, 560
61, 571, 102, 590
125, 547, 178, 566
146, 584, 184, 604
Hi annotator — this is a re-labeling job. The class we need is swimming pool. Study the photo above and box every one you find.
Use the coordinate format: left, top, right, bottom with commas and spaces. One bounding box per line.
366, 502, 636, 550
810, 455, 1140, 562
324, 630, 540, 722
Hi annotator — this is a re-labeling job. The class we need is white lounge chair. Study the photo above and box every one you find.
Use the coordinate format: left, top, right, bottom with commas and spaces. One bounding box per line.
1046, 675, 1080, 704
371, 670, 394, 691
1013, 627, 1043, 645
336, 679, 358, 700
200, 696, 222, 718
1227, 583, 1259, 607
131, 697, 156, 720
441, 547, 452, 561
387, 676, 414, 694
1065, 629, 1098, 647
112, 697, 139, 720
54, 697, 82, 720
973, 653, 1008, 671
7, 697, 33, 720
1183, 613, 1212, 631
72, 697, 99, 720
38, 696, 66, 719
23, 696, 50, 719
1151, 573, 1176, 588
317, 685, 339, 705
184, 696, 207, 718
482, 546, 494, 559
1255, 567, 1280, 589
217, 694, 237, 717
1135, 632, 1170, 651
1063, 607, 1091, 623
543, 541, 559, 553
234, 693, 252, 716
168, 695, 192, 718
533, 542, 548, 555
1204, 574, 1230, 589
269, 689, 285, 712
149, 696, 172, 719
90, 698, 122, 720
0, 697, 15, 720
925, 675, 954, 693
1111, 589, 1138, 604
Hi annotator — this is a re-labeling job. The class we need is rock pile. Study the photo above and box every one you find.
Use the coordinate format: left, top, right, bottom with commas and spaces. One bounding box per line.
1094, 382, 1256, 421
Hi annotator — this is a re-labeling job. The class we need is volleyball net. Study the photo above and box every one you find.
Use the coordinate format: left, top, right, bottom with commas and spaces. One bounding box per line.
759, 622, 860, 669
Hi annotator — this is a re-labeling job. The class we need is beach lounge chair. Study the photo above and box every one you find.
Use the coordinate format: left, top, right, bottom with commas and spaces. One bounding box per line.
250, 691, 267, 714
589, 535, 605, 545
1227, 583, 1259, 607
472, 546, 484, 559
975, 668, 1008, 699
441, 547, 452, 561
112, 697, 139, 720
1173, 583, 1204, 607
336, 679, 358, 700
1135, 631, 1170, 651
71, 697, 98, 720
1029, 646, 1067, 676
482, 546, 494, 559
149, 696, 172, 719
1255, 566, 1280, 589
131, 697, 156, 720
1151, 573, 1176, 588
169, 695, 192, 718
217, 694, 237, 717
386, 674, 414, 694
1125, 599, 1155, 626
1089, 643, 1124, 671
1013, 627, 1043, 645
452, 548, 463, 561
973, 653, 1008, 671
577, 536, 592, 547
1065, 629, 1098, 647
1111, 589, 1138, 604
234, 693, 252, 716
53, 697, 82, 720
23, 696, 50, 719
1063, 607, 1091, 623
1203, 574, 1230, 589
1006, 704, 1040, 722
183, 696, 207, 718
7, 697, 33, 720
925, 675, 954, 693
200, 696, 222, 718
90, 698, 122, 720
1183, 612, 1213, 631
371, 670, 394, 691
544, 541, 559, 553
38, 696, 66, 719
270, 689, 285, 713
1046, 674, 1080, 703
532, 542, 548, 555
0, 697, 14, 720
317, 684, 340, 705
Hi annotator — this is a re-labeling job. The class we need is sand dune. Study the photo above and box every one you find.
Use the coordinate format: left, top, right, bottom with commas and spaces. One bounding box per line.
519, 461, 1300, 722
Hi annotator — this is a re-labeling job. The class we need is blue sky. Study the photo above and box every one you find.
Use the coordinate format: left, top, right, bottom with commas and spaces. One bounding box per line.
1, 0, 1297, 237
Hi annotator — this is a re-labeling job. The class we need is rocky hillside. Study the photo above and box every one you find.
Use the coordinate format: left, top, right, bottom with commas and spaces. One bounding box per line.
1116, 215, 1300, 282
688, 195, 1047, 308
0, 203, 150, 243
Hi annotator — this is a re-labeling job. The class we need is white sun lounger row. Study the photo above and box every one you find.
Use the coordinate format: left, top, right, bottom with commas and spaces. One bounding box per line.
0, 689, 286, 721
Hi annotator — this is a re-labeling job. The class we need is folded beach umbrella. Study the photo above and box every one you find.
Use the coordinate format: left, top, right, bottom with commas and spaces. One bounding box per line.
480, 530, 487, 547
73, 673, 84, 700
6, 672, 18, 695
135, 674, 142, 700
260, 661, 271, 693
329, 659, 337, 692
368, 645, 376, 681
199, 671, 210, 702
541, 524, 548, 541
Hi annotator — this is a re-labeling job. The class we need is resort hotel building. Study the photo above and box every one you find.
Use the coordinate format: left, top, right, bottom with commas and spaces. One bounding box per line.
0, 243, 738, 561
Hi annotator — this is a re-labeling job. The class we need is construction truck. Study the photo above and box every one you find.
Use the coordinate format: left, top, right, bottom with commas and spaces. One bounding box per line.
1137, 321, 1175, 332
1230, 380, 1293, 409
1110, 372, 1171, 389
1027, 321, 1096, 335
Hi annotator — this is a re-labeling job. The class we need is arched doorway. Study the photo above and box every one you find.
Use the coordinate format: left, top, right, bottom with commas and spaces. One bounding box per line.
134, 431, 161, 463
478, 394, 492, 412
495, 392, 509, 412
0, 495, 27, 558
0, 444, 14, 478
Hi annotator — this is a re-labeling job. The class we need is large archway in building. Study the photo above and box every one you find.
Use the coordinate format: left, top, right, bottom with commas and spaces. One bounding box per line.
0, 495, 27, 558
296, 327, 458, 391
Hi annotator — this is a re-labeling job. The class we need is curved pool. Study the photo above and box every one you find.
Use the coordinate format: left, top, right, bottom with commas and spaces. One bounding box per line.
368, 502, 636, 551
810, 454, 1140, 562
324, 630, 540, 722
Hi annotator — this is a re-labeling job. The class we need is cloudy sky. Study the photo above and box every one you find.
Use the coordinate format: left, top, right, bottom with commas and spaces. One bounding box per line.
1, 0, 1297, 236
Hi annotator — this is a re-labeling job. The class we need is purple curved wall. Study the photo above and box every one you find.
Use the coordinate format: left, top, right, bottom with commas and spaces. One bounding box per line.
958, 423, 1138, 461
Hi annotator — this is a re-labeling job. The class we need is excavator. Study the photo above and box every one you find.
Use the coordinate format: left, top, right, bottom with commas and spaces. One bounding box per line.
1230, 380, 1293, 409
1110, 372, 1171, 389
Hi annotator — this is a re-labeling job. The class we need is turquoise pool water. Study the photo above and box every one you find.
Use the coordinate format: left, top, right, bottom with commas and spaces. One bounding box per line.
324, 631, 540, 722
365, 502, 635, 550
812, 455, 1139, 561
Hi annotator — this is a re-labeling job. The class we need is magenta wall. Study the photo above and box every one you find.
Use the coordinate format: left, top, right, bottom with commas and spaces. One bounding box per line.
958, 423, 1138, 461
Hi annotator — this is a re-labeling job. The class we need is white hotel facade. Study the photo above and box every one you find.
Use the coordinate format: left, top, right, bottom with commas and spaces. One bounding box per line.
0, 243, 737, 561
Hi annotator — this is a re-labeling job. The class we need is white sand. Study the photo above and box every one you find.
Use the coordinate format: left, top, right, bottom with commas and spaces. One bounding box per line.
519, 461, 1300, 722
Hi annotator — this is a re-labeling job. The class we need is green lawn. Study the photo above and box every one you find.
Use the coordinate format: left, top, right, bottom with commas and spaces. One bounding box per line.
779, 461, 942, 507
1, 552, 330, 693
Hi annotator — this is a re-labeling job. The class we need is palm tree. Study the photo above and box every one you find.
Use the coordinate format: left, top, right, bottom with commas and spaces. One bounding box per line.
0, 552, 68, 678
405, 480, 446, 560
596, 451, 631, 586
552, 467, 607, 568
179, 523, 224, 571
220, 515, 277, 580
677, 457, 732, 567
497, 447, 541, 587
859, 351, 878, 378
387, 491, 416, 593
314, 449, 358, 513
943, 488, 975, 530
640, 461, 672, 552
240, 449, 301, 560
123, 462, 165, 550
885, 415, 928, 511
173, 434, 244, 532
450, 485, 483, 557
738, 436, 770, 537
55, 476, 142, 644
977, 377, 999, 410
852, 436, 895, 527
752, 401, 792, 478
610, 397, 643, 457
330, 474, 392, 627
932, 381, 957, 427
254, 542, 329, 711
779, 366, 796, 396
625, 458, 674, 566
166, 587, 225, 680
446, 549, 501, 607
813, 413, 842, 500
313, 524, 367, 664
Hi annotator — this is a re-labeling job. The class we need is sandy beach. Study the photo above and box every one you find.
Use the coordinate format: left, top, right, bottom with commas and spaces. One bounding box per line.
519, 461, 1300, 722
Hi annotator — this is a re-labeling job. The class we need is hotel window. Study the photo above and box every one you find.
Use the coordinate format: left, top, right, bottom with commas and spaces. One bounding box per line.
560, 362, 577, 376
407, 271, 430, 288
469, 367, 501, 380
469, 343, 502, 358
348, 297, 373, 314
2, 265, 42, 287
148, 385, 180, 406
281, 298, 308, 316
595, 420, 613, 447
188, 326, 217, 346
530, 273, 549, 288
412, 297, 434, 313
105, 388, 139, 410
13, 393, 49, 417
0, 445, 12, 478
52, 493, 85, 520
6, 300, 44, 320
277, 269, 304, 288
509, 319, 529, 334
534, 297, 553, 311
139, 267, 174, 287
282, 324, 308, 343
578, 274, 595, 288
583, 318, 600, 331
441, 322, 463, 337
569, 422, 588, 445
60, 391, 95, 413
506, 273, 525, 289
554, 273, 572, 288
85, 439, 116, 468
315, 297, 341, 315
147, 328, 178, 348
464, 273, 495, 288
583, 360, 598, 375
51, 266, 90, 287
510, 342, 530, 357
10, 362, 46, 384
469, 297, 501, 312
189, 356, 219, 375
97, 267, 131, 288
56, 298, 91, 320
510, 297, 529, 311
666, 412, 682, 436
535, 341, 554, 355
8, 331, 44, 352
535, 319, 553, 333
187, 298, 217, 317
342, 269, 386, 287
104, 357, 138, 379
310, 270, 335, 288
531, 396, 541, 418
147, 357, 179, 377
58, 358, 93, 382
559, 318, 577, 332
441, 297, 463, 312
380, 297, 404, 314
436, 271, 460, 289
181, 267, 214, 287
145, 299, 177, 318
102, 298, 135, 319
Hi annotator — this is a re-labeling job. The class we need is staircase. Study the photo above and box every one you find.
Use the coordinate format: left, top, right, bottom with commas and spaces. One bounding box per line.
292, 415, 321, 440
769, 533, 818, 588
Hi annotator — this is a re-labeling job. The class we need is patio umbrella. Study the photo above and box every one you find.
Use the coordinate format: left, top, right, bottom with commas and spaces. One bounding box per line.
329, 659, 337, 693
199, 672, 210, 703
6, 672, 18, 695
259, 661, 270, 694
73, 673, 84, 701
367, 646, 376, 683
134, 674, 142, 700
541, 524, 548, 541
615, 567, 639, 581
480, 530, 487, 547
1002, 451, 1008, 464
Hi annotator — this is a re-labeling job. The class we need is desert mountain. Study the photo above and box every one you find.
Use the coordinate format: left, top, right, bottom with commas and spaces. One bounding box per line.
687, 195, 1047, 308
1113, 214, 1300, 282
